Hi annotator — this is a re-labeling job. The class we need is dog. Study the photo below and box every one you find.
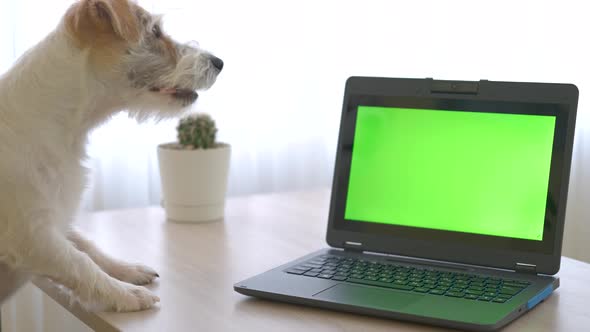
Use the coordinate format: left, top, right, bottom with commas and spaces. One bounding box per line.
0, 0, 222, 311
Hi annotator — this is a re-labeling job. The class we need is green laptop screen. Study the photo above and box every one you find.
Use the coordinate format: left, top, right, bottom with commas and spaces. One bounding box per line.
344, 106, 556, 241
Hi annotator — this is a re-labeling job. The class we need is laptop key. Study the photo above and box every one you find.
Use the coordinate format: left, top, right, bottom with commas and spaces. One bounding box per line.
499, 287, 521, 296
302, 263, 323, 269
333, 275, 348, 281
414, 287, 429, 293
503, 282, 525, 289
429, 289, 446, 295
445, 291, 465, 298
465, 294, 479, 300
318, 274, 334, 279
492, 298, 507, 303
286, 268, 307, 275
293, 265, 312, 271
303, 271, 319, 277
310, 261, 324, 266
478, 296, 493, 301
347, 278, 414, 291
505, 279, 523, 284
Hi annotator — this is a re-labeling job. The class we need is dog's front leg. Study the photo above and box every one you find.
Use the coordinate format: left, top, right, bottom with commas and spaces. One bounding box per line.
66, 228, 159, 285
18, 228, 159, 312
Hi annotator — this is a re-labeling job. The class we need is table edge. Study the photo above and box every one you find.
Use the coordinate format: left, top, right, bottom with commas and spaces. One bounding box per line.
32, 277, 119, 332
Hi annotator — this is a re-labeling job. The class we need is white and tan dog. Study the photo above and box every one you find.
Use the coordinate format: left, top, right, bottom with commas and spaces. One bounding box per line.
0, 0, 222, 311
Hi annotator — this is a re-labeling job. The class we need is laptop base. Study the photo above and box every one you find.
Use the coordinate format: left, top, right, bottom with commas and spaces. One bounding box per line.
234, 248, 558, 331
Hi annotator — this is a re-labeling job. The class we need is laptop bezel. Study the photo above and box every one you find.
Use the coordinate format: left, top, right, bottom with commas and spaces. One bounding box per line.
326, 77, 578, 275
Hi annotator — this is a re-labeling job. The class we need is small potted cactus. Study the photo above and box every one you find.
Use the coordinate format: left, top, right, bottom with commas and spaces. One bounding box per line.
157, 113, 231, 222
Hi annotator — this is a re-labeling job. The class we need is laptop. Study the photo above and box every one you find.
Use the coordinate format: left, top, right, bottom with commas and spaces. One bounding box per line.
234, 77, 579, 331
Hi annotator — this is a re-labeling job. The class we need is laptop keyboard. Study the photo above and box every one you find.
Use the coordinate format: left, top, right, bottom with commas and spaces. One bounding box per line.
285, 254, 530, 303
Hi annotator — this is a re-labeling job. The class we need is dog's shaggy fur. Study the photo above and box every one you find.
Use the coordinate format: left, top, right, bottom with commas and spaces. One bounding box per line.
0, 0, 221, 311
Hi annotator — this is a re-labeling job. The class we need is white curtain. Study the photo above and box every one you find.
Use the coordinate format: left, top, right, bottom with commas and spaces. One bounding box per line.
0, 0, 589, 254
1, 0, 589, 259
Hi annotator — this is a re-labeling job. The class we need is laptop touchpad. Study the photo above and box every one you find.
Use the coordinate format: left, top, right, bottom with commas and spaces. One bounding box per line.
314, 284, 423, 311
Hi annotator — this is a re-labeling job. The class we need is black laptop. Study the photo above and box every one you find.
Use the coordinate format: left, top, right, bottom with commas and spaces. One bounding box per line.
234, 77, 578, 331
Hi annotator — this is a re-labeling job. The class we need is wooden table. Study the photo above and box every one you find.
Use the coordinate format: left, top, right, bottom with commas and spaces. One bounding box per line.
30, 190, 590, 331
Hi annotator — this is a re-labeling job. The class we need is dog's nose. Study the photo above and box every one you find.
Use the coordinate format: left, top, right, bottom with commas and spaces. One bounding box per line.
210, 56, 224, 71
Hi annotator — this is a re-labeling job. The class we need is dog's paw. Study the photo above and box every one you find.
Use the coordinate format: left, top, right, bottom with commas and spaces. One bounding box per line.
110, 263, 159, 285
110, 284, 160, 312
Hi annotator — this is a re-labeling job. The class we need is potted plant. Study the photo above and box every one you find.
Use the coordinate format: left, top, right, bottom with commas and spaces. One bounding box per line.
157, 113, 231, 222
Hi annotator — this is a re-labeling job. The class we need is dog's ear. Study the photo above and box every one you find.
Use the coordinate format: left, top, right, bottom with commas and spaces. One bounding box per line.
67, 0, 139, 44
88, 0, 140, 42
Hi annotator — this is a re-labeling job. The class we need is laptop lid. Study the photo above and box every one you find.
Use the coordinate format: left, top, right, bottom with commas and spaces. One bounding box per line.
326, 77, 578, 275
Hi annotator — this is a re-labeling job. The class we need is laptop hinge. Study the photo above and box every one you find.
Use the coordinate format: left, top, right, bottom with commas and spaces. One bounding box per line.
515, 262, 537, 274
343, 241, 363, 253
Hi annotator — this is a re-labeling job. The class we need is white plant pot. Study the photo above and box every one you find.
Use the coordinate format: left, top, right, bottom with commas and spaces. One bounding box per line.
157, 143, 231, 223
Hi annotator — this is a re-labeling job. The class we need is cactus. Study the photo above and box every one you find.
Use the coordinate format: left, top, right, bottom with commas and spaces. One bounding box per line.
176, 113, 218, 149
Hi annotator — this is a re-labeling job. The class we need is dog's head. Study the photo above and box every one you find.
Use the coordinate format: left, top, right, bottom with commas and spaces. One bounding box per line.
64, 0, 222, 118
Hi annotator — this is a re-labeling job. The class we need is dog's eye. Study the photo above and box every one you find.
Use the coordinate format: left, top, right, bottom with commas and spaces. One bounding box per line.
152, 25, 162, 38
